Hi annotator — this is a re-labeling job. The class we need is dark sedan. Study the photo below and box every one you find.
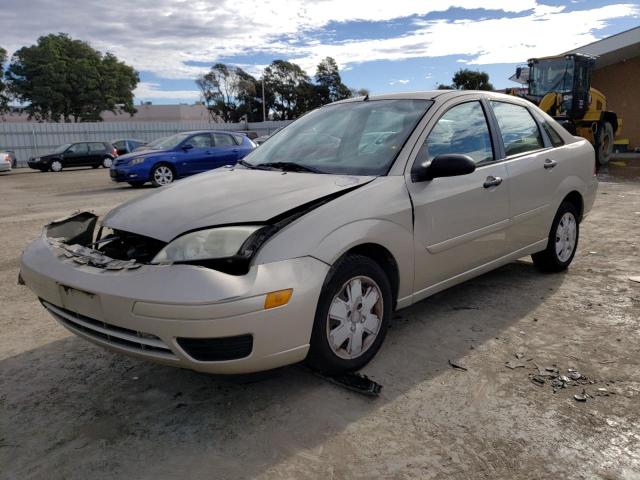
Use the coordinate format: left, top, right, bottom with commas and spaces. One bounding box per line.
28, 142, 118, 172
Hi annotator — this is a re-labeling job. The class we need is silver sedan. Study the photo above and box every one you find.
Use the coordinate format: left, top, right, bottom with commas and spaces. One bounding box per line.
20, 91, 597, 374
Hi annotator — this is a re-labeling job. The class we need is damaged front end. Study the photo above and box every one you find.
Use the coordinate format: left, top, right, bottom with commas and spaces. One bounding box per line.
44, 212, 166, 271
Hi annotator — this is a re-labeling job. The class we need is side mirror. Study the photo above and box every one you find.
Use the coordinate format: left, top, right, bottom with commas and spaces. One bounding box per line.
182, 143, 194, 151
411, 153, 476, 182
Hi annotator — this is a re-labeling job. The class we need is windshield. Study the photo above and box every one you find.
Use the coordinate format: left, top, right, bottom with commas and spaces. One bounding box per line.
151, 133, 190, 150
54, 143, 71, 153
242, 99, 431, 175
530, 57, 574, 97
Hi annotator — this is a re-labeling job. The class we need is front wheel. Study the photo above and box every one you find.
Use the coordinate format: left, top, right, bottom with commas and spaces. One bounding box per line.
150, 164, 174, 187
306, 254, 392, 374
102, 157, 113, 168
532, 201, 579, 272
50, 160, 63, 172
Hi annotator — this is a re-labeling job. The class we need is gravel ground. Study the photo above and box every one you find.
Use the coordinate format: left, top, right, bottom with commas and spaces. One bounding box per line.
1, 165, 639, 480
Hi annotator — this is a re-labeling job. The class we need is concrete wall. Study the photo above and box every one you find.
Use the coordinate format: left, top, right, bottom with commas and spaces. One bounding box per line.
591, 55, 640, 150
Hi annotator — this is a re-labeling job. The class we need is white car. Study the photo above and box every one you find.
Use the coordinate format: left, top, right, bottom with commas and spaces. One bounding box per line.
0, 151, 14, 172
20, 91, 597, 375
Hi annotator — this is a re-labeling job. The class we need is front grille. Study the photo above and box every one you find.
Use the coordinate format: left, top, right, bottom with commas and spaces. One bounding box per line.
98, 231, 166, 263
42, 300, 175, 358
177, 335, 253, 361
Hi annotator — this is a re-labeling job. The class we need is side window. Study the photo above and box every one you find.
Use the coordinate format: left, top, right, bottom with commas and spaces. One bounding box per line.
113, 141, 126, 150
89, 142, 105, 152
213, 133, 235, 147
231, 134, 244, 145
424, 101, 493, 164
188, 134, 212, 148
541, 121, 564, 147
67, 143, 88, 154
491, 101, 544, 156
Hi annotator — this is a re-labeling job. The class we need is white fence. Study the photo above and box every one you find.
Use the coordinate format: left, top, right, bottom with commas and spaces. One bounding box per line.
0, 120, 291, 165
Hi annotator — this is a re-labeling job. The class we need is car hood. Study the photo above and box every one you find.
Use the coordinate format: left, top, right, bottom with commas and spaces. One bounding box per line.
103, 167, 374, 242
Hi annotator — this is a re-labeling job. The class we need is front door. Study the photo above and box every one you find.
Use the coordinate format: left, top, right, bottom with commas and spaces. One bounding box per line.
63, 143, 89, 167
406, 98, 511, 297
179, 133, 214, 175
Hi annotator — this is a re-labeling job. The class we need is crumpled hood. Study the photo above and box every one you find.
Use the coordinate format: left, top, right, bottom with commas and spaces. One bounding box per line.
103, 167, 374, 242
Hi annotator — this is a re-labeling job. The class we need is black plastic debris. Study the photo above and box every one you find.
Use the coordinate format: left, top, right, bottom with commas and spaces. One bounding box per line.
448, 359, 468, 371
314, 371, 382, 397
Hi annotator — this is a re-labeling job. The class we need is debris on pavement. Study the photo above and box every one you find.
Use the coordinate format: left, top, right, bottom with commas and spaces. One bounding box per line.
448, 359, 468, 371
313, 371, 383, 397
574, 389, 590, 402
515, 352, 525, 359
629, 276, 640, 283
505, 361, 526, 369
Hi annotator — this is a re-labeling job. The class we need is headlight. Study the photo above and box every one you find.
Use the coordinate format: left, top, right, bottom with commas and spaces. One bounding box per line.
129, 157, 146, 166
152, 226, 262, 264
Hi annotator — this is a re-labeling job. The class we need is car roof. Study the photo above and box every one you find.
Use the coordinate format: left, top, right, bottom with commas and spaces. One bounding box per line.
331, 90, 530, 105
110, 138, 146, 142
178, 130, 241, 135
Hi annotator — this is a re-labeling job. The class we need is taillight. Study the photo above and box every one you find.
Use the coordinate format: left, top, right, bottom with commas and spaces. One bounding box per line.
112, 147, 118, 157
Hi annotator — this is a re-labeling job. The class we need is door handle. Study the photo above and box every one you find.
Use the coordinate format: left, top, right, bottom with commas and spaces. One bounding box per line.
483, 176, 503, 188
544, 158, 558, 169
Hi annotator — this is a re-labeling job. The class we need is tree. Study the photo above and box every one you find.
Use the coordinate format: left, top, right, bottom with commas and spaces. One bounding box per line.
264, 60, 312, 120
451, 69, 493, 91
6, 34, 138, 122
0, 47, 9, 114
350, 87, 370, 97
315, 57, 351, 105
436, 83, 453, 90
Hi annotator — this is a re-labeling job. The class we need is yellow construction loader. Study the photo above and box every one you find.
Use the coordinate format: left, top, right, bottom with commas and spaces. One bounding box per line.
510, 53, 619, 166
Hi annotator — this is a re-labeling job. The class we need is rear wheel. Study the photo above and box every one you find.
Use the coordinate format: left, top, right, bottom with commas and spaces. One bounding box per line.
306, 255, 392, 374
151, 164, 175, 187
532, 201, 579, 272
50, 160, 63, 172
596, 121, 614, 166
102, 157, 113, 168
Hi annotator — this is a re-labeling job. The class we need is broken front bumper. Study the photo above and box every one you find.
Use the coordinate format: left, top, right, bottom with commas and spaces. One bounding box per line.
20, 214, 329, 374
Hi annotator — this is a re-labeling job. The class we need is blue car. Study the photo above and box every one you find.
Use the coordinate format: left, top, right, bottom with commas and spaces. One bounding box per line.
110, 130, 256, 187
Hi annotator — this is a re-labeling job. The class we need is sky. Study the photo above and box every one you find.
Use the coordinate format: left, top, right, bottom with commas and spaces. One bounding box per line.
1, 0, 638, 104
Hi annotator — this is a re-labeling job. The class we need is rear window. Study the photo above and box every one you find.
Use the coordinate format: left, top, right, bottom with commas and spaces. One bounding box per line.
232, 134, 244, 145
491, 101, 544, 156
89, 142, 106, 152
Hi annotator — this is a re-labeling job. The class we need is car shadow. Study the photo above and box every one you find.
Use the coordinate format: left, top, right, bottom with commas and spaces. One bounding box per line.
0, 260, 564, 478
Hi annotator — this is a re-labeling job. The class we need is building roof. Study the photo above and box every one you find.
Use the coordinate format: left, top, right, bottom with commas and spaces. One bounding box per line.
565, 26, 640, 69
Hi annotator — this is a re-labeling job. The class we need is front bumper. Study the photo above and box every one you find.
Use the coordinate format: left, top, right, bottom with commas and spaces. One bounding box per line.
0, 161, 10, 172
110, 163, 149, 182
20, 229, 329, 374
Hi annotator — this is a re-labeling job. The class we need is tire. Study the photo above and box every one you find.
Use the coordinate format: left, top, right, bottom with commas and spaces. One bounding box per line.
306, 254, 392, 374
532, 201, 579, 272
50, 159, 63, 172
596, 122, 614, 167
102, 157, 113, 168
150, 164, 175, 187
127, 181, 145, 188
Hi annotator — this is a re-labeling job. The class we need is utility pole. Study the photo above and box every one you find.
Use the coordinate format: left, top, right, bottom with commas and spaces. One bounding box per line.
262, 76, 266, 122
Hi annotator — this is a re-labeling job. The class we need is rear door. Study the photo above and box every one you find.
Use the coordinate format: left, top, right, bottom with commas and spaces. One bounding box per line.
489, 101, 561, 251
406, 97, 511, 296
87, 142, 107, 165
210, 133, 240, 168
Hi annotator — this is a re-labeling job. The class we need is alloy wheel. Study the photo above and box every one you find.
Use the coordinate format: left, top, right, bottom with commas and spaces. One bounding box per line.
50, 160, 62, 172
153, 166, 174, 185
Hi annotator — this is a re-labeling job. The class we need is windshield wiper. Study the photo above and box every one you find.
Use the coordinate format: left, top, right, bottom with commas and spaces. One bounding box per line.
258, 162, 325, 174
237, 159, 271, 170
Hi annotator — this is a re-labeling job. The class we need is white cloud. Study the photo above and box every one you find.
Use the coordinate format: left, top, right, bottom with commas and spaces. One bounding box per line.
290, 4, 639, 71
0, 0, 637, 82
389, 79, 410, 85
134, 82, 201, 102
